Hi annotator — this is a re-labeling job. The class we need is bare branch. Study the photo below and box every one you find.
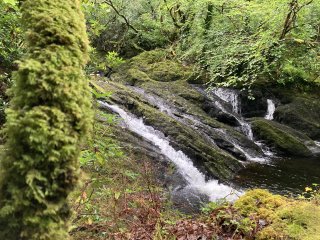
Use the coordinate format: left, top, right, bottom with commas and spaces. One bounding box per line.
104, 0, 139, 34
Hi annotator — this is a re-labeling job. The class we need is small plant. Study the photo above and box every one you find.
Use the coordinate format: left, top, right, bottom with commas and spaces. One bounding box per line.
105, 51, 125, 69
298, 183, 320, 203
201, 199, 227, 214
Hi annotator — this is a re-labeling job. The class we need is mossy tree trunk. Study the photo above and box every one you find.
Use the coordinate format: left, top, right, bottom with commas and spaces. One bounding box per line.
0, 0, 92, 239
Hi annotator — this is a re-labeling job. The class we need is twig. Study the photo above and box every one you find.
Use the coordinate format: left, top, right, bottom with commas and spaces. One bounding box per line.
103, 0, 139, 34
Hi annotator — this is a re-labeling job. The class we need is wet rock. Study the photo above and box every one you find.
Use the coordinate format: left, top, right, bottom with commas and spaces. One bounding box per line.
202, 100, 240, 127
215, 139, 247, 161
239, 89, 269, 118
274, 97, 320, 140
170, 187, 209, 214
251, 118, 313, 157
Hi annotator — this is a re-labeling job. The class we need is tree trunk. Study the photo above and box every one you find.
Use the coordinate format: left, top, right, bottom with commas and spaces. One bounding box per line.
0, 0, 92, 239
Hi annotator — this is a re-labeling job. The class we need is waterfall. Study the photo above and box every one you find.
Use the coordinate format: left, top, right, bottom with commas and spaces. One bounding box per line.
211, 88, 274, 160
265, 99, 275, 120
213, 88, 240, 114
99, 101, 240, 201
129, 86, 268, 163
212, 90, 253, 141
240, 122, 254, 141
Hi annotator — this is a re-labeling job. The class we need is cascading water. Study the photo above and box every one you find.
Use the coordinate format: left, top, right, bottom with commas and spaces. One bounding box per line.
99, 101, 240, 201
129, 86, 266, 162
212, 88, 255, 141
213, 88, 240, 114
265, 99, 276, 120
210, 88, 273, 160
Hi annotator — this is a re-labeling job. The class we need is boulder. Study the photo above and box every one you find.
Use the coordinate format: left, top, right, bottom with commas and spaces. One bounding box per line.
251, 118, 313, 157
274, 97, 320, 140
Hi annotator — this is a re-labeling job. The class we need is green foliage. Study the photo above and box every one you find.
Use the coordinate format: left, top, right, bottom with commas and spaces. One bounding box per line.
0, 1, 23, 127
176, 0, 320, 90
0, 0, 23, 71
82, 0, 178, 57
82, 0, 319, 89
0, 0, 92, 239
105, 51, 125, 69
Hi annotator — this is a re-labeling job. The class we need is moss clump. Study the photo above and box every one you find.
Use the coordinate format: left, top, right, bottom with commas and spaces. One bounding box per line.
127, 68, 152, 85
116, 49, 193, 84
233, 189, 320, 240
131, 49, 170, 65
234, 189, 286, 222
147, 60, 192, 82
251, 118, 312, 157
0, 0, 92, 239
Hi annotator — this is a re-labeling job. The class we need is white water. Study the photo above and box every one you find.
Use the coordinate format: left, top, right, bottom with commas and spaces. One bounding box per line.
315, 141, 320, 147
213, 96, 254, 141
255, 141, 274, 158
240, 122, 254, 141
265, 99, 276, 120
212, 88, 273, 161
213, 88, 240, 114
99, 101, 240, 201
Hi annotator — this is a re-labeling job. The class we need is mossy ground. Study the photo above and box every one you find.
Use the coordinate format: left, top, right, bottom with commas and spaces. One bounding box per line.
233, 189, 320, 240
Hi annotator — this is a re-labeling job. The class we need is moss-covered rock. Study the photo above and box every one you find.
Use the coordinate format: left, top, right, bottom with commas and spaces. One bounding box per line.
274, 97, 320, 140
234, 189, 320, 240
251, 118, 312, 157
115, 49, 194, 84
127, 68, 152, 85
97, 81, 243, 180
234, 189, 286, 222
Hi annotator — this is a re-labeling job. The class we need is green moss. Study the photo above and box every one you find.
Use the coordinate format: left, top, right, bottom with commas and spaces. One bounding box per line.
251, 118, 312, 157
131, 49, 170, 65
0, 0, 92, 239
234, 189, 286, 222
275, 202, 320, 240
116, 49, 193, 84
147, 61, 192, 82
233, 189, 320, 240
127, 68, 152, 85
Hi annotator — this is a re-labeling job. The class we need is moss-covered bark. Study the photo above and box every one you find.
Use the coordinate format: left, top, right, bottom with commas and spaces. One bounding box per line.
0, 0, 92, 239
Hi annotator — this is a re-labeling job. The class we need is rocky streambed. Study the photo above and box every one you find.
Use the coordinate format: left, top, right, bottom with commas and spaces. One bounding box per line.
94, 50, 320, 210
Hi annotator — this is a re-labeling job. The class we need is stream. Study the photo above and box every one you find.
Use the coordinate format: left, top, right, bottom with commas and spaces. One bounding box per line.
99, 85, 320, 208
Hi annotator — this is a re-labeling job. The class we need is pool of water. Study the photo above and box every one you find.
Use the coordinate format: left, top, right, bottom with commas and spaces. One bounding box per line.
233, 156, 320, 196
